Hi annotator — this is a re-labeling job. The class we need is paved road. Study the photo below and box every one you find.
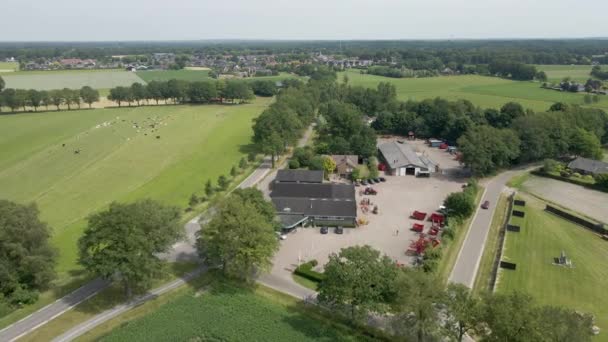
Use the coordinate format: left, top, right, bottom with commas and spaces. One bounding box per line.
0, 125, 314, 342
448, 170, 518, 288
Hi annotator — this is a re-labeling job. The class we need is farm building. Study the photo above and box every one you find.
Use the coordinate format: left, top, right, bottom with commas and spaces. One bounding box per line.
270, 171, 357, 229
275, 169, 324, 183
331, 155, 359, 178
378, 141, 436, 176
428, 139, 443, 148
568, 157, 608, 175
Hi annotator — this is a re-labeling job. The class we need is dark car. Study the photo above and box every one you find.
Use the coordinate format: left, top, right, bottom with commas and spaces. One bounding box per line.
373, 178, 381, 183
379, 177, 386, 182
368, 178, 376, 184
320, 226, 329, 234
361, 179, 368, 186
481, 200, 490, 209
335, 226, 344, 235
354, 181, 360, 187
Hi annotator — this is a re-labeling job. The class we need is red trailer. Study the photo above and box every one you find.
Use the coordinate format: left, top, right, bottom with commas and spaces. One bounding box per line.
412, 223, 424, 232
378, 163, 387, 171
429, 227, 440, 236
439, 143, 449, 149
429, 213, 445, 226
411, 211, 427, 220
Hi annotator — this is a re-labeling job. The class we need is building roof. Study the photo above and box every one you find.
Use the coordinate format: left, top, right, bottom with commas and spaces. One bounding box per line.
275, 170, 324, 183
378, 141, 427, 170
272, 197, 357, 218
331, 155, 358, 167
568, 157, 608, 175
271, 182, 355, 199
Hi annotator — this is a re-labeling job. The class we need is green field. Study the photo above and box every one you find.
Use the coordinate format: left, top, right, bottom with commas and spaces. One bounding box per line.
101, 281, 370, 342
536, 64, 602, 82
498, 196, 608, 335
1, 70, 145, 90
341, 70, 607, 112
0, 98, 271, 278
0, 61, 19, 72
136, 69, 210, 82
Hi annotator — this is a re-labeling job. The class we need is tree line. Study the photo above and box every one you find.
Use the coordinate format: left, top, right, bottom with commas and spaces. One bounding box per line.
317, 245, 594, 342
0, 78, 100, 113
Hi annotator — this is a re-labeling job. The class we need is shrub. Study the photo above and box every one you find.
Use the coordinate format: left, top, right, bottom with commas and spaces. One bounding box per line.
294, 260, 325, 283
595, 174, 608, 190
542, 159, 560, 173
9, 286, 39, 306
309, 259, 319, 267
442, 226, 455, 241
247, 152, 256, 162
288, 159, 300, 169
572, 172, 582, 178
444, 192, 475, 219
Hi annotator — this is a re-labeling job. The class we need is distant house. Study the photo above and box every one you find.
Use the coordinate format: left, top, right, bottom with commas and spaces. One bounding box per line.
270, 171, 357, 229
378, 141, 435, 176
331, 155, 359, 178
568, 157, 608, 176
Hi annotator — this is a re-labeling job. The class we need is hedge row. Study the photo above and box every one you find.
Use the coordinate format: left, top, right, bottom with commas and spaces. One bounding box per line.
531, 170, 608, 193
294, 260, 325, 283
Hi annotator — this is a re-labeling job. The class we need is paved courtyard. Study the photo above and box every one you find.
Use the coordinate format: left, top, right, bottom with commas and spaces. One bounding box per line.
269, 139, 467, 280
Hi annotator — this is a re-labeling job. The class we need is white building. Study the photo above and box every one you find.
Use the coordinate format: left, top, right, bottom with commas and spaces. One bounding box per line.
378, 141, 436, 176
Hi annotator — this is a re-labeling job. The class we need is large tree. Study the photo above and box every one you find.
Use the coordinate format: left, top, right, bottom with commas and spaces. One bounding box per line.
0, 75, 5, 91
391, 270, 444, 342
196, 190, 278, 281
477, 291, 542, 342
441, 283, 481, 342
80, 86, 100, 108
78, 199, 182, 298
0, 200, 57, 305
318, 245, 398, 320
457, 125, 521, 175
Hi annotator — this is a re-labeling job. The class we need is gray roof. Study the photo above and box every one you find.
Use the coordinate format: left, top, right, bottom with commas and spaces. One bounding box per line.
331, 155, 358, 167
272, 197, 357, 218
271, 182, 355, 199
568, 157, 608, 175
378, 141, 427, 170
275, 170, 324, 183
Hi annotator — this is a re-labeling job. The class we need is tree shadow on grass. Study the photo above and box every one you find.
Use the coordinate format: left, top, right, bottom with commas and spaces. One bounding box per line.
238, 143, 258, 155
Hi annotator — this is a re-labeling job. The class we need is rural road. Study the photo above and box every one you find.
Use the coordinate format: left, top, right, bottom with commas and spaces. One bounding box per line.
448, 169, 521, 288
0, 125, 314, 342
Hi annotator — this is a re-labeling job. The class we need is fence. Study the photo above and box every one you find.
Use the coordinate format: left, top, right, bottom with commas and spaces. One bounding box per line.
489, 192, 515, 292
545, 205, 607, 235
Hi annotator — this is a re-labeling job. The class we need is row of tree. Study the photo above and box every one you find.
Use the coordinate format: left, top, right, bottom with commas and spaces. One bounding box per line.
591, 65, 608, 80
107, 79, 256, 107
0, 79, 100, 113
317, 245, 594, 342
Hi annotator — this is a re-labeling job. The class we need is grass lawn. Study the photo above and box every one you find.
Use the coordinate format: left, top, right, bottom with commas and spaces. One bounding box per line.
497, 195, 608, 335
1, 70, 144, 90
535, 64, 604, 83
98, 278, 375, 342
0, 61, 19, 72
136, 69, 211, 82
340, 70, 608, 112
0, 98, 271, 324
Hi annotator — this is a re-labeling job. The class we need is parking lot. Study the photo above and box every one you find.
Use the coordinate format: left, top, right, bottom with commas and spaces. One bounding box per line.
268, 139, 466, 280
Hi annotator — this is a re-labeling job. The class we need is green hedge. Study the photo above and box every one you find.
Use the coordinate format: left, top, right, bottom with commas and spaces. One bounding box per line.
294, 260, 325, 283
531, 170, 608, 193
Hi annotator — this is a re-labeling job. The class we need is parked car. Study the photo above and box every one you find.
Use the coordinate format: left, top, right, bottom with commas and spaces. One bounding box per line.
379, 177, 386, 182
354, 181, 360, 187
373, 178, 380, 183
481, 200, 490, 209
335, 226, 344, 234
361, 179, 368, 186
320, 226, 328, 234
276, 232, 287, 240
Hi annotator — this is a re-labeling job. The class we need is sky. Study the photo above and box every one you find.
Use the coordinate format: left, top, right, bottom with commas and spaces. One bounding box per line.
1, 0, 607, 41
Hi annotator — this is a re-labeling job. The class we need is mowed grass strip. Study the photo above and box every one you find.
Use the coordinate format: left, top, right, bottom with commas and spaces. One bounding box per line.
0, 61, 19, 72
1, 70, 145, 90
535, 64, 605, 83
100, 279, 374, 342
0, 98, 272, 278
497, 195, 608, 333
340, 70, 608, 112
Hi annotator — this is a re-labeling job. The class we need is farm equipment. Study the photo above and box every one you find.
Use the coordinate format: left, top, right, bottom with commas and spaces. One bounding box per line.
357, 217, 369, 226
364, 187, 377, 195
412, 223, 424, 232
372, 205, 379, 214
429, 226, 440, 236
411, 210, 427, 221
429, 213, 445, 226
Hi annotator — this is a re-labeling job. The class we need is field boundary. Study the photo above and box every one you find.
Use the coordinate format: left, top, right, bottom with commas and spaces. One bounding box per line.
545, 205, 607, 235
489, 192, 515, 292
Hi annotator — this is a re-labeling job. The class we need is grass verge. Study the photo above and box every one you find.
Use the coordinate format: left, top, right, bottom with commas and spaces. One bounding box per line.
292, 274, 319, 291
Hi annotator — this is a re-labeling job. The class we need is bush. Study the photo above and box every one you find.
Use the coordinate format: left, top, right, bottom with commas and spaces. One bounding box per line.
444, 192, 475, 219
288, 159, 300, 169
294, 261, 325, 283
9, 286, 39, 306
542, 159, 560, 173
247, 152, 256, 162
442, 226, 455, 241
572, 172, 582, 178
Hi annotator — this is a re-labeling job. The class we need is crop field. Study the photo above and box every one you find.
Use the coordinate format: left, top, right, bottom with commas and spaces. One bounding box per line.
0, 98, 271, 278
1, 70, 145, 90
535, 64, 603, 82
0, 61, 19, 72
101, 282, 371, 342
497, 196, 608, 335
340, 70, 607, 112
